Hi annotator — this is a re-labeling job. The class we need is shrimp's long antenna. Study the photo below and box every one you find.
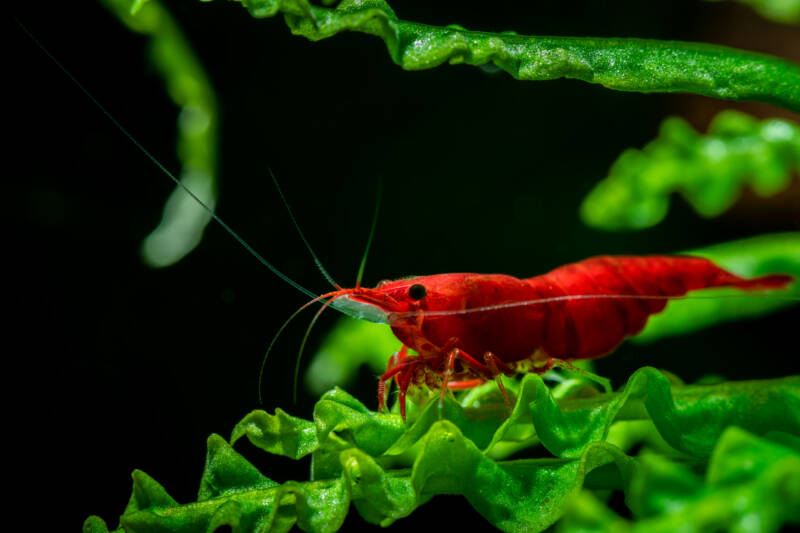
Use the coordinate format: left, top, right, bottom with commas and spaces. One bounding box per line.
258, 289, 346, 405
268, 169, 342, 290
294, 297, 339, 403
18, 19, 318, 300
355, 178, 382, 289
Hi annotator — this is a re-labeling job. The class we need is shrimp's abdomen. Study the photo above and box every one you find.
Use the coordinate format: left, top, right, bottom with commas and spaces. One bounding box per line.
528, 255, 793, 360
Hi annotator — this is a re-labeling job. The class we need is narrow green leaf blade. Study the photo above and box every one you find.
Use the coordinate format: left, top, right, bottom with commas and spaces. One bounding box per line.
232, 0, 800, 110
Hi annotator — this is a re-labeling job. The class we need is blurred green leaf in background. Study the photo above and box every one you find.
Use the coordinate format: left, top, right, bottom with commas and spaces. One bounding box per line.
581, 112, 800, 231
102, 0, 219, 268
706, 0, 800, 24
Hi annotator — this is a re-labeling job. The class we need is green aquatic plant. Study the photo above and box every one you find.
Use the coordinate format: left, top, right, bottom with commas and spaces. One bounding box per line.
79, 0, 799, 531
223, 0, 800, 110
580, 112, 800, 231
84, 369, 800, 532
557, 426, 800, 533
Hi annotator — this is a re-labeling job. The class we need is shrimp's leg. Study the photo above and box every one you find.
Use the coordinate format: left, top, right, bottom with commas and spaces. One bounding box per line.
378, 356, 420, 421
437, 338, 492, 375
385, 338, 498, 420
394, 345, 411, 364
484, 352, 515, 411
436, 345, 500, 414
395, 363, 415, 421
438, 349, 459, 418
447, 378, 485, 389
378, 345, 410, 412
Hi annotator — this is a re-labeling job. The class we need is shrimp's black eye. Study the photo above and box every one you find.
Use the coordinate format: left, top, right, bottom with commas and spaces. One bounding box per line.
408, 284, 427, 300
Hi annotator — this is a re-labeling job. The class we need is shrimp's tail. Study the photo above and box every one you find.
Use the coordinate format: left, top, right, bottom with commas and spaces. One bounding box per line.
727, 273, 794, 291
655, 256, 795, 292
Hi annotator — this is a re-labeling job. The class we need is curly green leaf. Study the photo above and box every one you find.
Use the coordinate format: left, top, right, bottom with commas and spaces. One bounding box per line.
85, 369, 800, 532
557, 427, 800, 533
237, 368, 800, 465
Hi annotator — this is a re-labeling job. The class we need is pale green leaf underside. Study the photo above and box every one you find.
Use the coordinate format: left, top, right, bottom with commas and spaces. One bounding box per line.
225, 0, 800, 110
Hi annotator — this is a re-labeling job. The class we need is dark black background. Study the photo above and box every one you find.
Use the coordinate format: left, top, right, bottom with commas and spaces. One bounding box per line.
11, 1, 800, 530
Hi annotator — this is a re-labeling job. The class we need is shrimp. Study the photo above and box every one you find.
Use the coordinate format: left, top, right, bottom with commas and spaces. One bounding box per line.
323, 256, 794, 419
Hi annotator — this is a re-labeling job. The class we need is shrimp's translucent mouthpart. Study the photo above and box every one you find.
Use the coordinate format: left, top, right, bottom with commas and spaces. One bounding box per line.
333, 295, 390, 324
